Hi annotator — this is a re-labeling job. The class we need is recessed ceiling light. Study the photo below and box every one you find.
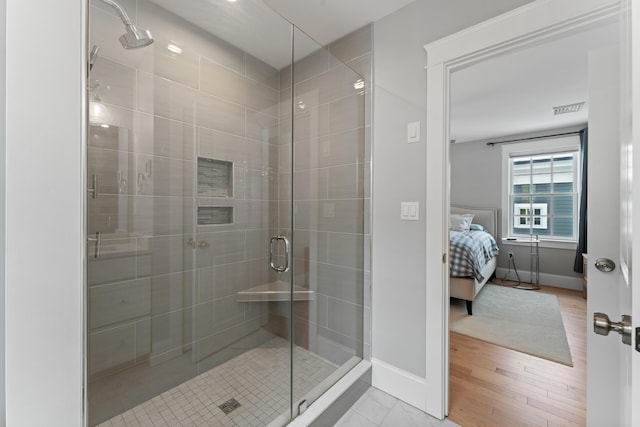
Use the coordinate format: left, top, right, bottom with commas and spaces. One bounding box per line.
167, 43, 182, 54
553, 102, 585, 115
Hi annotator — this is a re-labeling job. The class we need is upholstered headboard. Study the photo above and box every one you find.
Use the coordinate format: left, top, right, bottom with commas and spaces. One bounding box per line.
451, 205, 498, 238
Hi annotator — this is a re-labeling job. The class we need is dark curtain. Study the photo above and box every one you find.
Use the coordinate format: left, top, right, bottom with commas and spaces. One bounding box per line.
574, 128, 588, 273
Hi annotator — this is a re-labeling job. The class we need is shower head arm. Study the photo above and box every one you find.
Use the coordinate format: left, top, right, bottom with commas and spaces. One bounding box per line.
99, 0, 135, 28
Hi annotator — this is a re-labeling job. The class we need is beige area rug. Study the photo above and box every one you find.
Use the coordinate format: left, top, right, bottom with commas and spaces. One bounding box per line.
450, 284, 573, 366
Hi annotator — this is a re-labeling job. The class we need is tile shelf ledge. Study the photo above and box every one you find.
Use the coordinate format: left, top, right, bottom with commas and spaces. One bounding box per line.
237, 281, 314, 302
88, 232, 151, 259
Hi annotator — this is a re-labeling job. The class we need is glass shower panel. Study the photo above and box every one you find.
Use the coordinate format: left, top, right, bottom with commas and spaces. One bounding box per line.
87, 0, 293, 425
288, 26, 370, 416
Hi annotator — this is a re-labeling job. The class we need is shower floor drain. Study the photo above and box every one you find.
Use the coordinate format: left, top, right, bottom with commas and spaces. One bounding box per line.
219, 398, 241, 414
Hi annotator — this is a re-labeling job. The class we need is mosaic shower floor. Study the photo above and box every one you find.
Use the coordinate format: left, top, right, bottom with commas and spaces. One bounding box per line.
97, 337, 337, 427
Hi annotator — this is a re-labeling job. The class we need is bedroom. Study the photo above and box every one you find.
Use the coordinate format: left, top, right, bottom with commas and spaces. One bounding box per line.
445, 17, 619, 426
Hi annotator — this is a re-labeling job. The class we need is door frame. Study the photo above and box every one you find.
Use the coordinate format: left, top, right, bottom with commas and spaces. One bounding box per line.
422, 0, 621, 419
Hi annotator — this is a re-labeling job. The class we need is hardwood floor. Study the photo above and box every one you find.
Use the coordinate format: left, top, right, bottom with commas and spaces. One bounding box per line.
447, 281, 587, 427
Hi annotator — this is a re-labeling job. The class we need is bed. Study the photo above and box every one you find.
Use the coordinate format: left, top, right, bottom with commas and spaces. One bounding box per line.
450, 205, 499, 315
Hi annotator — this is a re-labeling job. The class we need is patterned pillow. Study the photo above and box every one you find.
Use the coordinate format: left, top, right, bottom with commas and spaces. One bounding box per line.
449, 213, 475, 232
469, 223, 487, 232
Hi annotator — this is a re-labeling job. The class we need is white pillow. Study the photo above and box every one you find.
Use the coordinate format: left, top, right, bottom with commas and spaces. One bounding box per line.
450, 213, 475, 232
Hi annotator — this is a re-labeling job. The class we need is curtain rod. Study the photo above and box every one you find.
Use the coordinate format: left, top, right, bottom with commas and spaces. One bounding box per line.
486, 131, 581, 147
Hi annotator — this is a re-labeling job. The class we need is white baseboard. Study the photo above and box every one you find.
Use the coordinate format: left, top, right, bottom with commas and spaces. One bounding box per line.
495, 268, 582, 291
371, 358, 426, 411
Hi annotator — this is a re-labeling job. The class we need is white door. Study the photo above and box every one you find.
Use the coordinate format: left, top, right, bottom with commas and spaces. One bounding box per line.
424, 1, 638, 421
586, 3, 639, 426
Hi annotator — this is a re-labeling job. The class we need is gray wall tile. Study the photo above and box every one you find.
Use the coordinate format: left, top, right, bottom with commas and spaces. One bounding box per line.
138, 72, 247, 136
293, 169, 328, 201
293, 47, 329, 84
89, 325, 135, 375
293, 104, 330, 142
295, 64, 362, 110
151, 271, 195, 316
87, 247, 137, 286
327, 233, 364, 270
135, 319, 151, 360
150, 306, 194, 356
134, 112, 196, 160
149, 235, 192, 276
88, 195, 129, 235
140, 34, 200, 89
137, 0, 246, 74
88, 106, 135, 151
293, 230, 328, 263
294, 200, 364, 233
90, 58, 136, 110
294, 128, 365, 171
328, 24, 372, 67
88, 146, 134, 196
246, 109, 279, 144
246, 54, 279, 90
328, 164, 364, 200
200, 57, 278, 117
329, 93, 367, 133
89, 278, 151, 330
280, 64, 292, 90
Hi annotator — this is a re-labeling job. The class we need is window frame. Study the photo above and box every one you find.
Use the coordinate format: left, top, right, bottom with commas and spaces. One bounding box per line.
500, 135, 581, 249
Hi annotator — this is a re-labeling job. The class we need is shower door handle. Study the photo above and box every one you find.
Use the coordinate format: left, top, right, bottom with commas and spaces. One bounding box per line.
88, 231, 102, 259
269, 236, 290, 273
88, 174, 98, 199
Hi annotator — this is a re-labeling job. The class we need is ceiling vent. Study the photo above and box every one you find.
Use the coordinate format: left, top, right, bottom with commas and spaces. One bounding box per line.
553, 102, 585, 115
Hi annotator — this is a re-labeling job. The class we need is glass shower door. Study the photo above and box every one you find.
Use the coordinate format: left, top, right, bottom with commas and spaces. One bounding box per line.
287, 26, 369, 417
86, 0, 367, 425
87, 0, 294, 425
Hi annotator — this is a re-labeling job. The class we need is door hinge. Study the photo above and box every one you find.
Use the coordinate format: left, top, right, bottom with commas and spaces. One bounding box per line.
636, 328, 640, 352
442, 253, 447, 264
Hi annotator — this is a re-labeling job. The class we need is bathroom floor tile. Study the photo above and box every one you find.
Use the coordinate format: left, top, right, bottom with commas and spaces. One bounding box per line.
96, 337, 337, 427
338, 387, 461, 427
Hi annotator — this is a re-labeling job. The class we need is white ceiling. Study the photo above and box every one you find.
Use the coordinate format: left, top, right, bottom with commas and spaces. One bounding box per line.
450, 22, 619, 143
149, 0, 414, 69
263, 0, 415, 47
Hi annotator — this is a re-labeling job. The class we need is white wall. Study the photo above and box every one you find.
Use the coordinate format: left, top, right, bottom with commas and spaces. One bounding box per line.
371, 0, 533, 386
5, 0, 84, 425
0, 0, 6, 423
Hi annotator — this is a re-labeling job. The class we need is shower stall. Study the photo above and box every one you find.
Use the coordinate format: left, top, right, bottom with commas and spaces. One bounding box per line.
86, 0, 371, 425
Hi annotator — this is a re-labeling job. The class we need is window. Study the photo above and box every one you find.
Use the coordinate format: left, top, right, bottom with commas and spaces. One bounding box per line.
502, 136, 580, 243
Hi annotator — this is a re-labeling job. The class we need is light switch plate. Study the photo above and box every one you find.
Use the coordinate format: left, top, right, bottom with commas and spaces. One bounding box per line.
407, 121, 420, 143
400, 202, 420, 220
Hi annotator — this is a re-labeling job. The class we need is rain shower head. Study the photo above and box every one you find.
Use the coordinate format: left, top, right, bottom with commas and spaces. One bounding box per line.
99, 0, 154, 49
119, 24, 154, 49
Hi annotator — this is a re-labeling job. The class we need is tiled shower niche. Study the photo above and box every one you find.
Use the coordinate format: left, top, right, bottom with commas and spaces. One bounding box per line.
198, 206, 233, 225
197, 157, 233, 198
197, 157, 234, 225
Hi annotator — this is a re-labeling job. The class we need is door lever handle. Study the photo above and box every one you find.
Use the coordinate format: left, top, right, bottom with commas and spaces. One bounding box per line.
594, 312, 632, 345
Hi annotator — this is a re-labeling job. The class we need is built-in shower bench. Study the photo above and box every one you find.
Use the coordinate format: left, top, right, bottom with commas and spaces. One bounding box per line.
236, 281, 314, 302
